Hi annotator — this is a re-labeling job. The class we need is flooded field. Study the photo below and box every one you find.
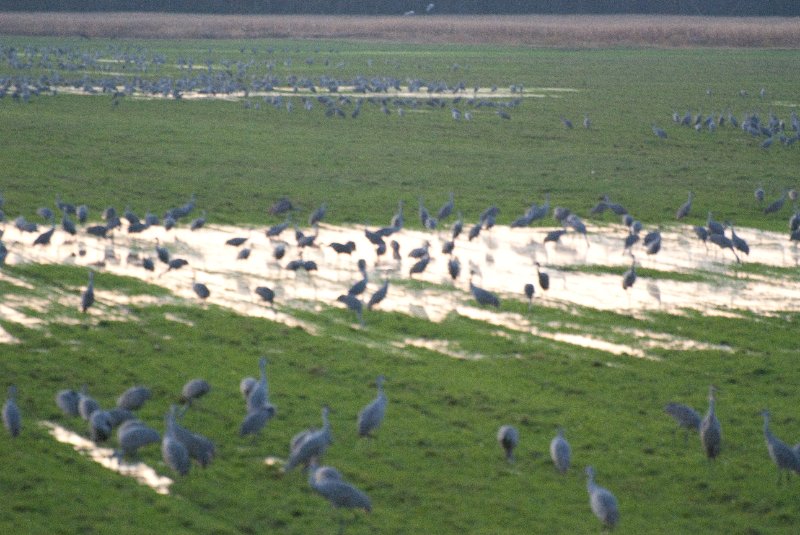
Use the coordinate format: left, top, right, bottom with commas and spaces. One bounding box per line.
2, 218, 796, 359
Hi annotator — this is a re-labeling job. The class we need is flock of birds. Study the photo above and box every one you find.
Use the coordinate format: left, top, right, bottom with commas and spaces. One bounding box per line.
652, 96, 800, 150
0, 42, 530, 121
4, 361, 800, 531
1, 356, 383, 529
3, 185, 800, 530
2, 174, 800, 326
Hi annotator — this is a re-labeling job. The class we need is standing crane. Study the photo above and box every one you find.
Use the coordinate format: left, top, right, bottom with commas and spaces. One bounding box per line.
357, 376, 387, 438
700, 386, 722, 460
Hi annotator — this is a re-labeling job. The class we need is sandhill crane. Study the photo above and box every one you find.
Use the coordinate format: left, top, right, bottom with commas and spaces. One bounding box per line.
535, 262, 550, 291
586, 466, 619, 530
115, 420, 160, 459
33, 225, 55, 246
180, 379, 210, 405
308, 463, 372, 532
497, 425, 519, 463
162, 406, 190, 475
700, 386, 722, 460
55, 389, 80, 417
447, 257, 461, 281
437, 192, 455, 221
761, 410, 800, 484
727, 223, 750, 255
255, 286, 275, 305
81, 270, 95, 313
764, 191, 787, 214
337, 294, 364, 326
78, 386, 99, 420
2, 385, 21, 437
240, 403, 277, 438
664, 402, 701, 443
367, 280, 389, 310
309, 203, 327, 226
190, 210, 207, 230
469, 279, 500, 307
652, 124, 667, 138
622, 257, 637, 290
706, 212, 725, 236
357, 376, 387, 437
676, 191, 693, 220
116, 386, 151, 411
246, 357, 269, 413
524, 283, 534, 310
284, 406, 332, 472
550, 428, 571, 474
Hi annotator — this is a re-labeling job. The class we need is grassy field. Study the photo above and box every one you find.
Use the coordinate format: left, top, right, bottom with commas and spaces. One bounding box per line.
1, 33, 800, 534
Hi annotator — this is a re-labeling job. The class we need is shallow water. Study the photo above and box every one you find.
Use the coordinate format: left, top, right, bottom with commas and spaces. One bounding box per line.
41, 421, 172, 495
2, 218, 797, 357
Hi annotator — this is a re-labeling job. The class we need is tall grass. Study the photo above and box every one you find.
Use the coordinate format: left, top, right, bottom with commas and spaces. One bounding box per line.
0, 13, 799, 47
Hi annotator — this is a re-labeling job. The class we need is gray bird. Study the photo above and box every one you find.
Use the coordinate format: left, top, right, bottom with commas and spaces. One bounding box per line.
81, 270, 95, 313
193, 281, 210, 300
652, 124, 667, 139
469, 280, 500, 307
727, 223, 749, 255
586, 466, 619, 530
308, 463, 372, 515
284, 406, 332, 472
550, 428, 571, 474
162, 406, 190, 476
180, 379, 210, 405
55, 389, 81, 417
664, 402, 701, 443
240, 403, 277, 438
115, 420, 160, 459
762, 410, 800, 484
700, 386, 721, 459
676, 191, 693, 220
497, 425, 519, 463
2, 385, 21, 437
189, 210, 207, 231
524, 283, 534, 310
255, 286, 275, 305
706, 212, 725, 236
622, 257, 637, 290
89, 410, 113, 442
116, 386, 151, 411
367, 280, 389, 311
172, 408, 215, 468
309, 203, 327, 226
337, 294, 364, 326
78, 386, 100, 421
764, 191, 787, 214
246, 357, 270, 413
448, 257, 461, 281
357, 376, 387, 437
535, 262, 550, 291
437, 192, 455, 221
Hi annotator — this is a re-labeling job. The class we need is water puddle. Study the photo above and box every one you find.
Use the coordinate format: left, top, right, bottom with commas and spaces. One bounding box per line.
52, 84, 569, 102
2, 218, 797, 356
397, 337, 485, 360
41, 420, 172, 495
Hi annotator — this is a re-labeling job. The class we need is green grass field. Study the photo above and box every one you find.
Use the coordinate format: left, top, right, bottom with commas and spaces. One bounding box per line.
1, 36, 800, 534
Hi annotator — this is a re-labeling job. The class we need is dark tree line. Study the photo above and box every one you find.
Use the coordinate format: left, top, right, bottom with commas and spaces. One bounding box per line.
1, 0, 798, 16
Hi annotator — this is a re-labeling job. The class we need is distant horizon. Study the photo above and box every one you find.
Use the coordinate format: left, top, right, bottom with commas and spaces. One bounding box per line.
1, 13, 798, 47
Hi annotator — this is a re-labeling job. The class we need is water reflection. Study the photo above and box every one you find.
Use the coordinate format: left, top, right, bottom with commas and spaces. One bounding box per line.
3, 220, 799, 356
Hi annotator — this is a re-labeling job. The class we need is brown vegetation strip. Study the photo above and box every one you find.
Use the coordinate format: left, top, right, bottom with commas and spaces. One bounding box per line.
0, 13, 799, 47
